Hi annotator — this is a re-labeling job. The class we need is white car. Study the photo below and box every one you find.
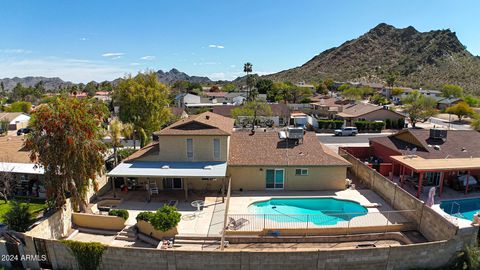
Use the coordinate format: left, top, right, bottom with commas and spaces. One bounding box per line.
334, 127, 358, 136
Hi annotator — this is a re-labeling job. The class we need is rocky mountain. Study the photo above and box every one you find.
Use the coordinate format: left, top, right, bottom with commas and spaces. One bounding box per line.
264, 23, 480, 94
1, 68, 212, 92
0, 76, 74, 91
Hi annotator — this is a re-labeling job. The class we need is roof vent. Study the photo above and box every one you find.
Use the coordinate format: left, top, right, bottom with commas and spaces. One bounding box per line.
205, 115, 210, 120
462, 147, 467, 152
433, 145, 441, 151
204, 165, 213, 170
161, 165, 170, 169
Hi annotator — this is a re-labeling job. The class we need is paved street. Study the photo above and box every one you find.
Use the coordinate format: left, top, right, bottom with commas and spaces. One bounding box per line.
427, 117, 472, 130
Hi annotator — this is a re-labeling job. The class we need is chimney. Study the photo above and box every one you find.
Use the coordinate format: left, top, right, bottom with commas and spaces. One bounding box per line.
206, 115, 210, 120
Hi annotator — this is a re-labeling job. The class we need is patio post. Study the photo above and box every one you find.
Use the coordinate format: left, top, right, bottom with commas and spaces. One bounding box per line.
439, 172, 445, 197
184, 178, 189, 200
416, 172, 424, 198
465, 171, 471, 195
111, 177, 116, 198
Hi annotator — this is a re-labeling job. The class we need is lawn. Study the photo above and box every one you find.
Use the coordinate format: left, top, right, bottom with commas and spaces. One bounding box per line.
0, 199, 46, 223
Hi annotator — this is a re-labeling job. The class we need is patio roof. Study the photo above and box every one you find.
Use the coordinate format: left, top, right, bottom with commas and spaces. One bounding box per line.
0, 162, 44, 175
390, 155, 480, 172
107, 161, 227, 178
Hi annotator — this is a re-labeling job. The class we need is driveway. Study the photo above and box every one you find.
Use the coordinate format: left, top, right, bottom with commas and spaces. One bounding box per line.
316, 133, 391, 153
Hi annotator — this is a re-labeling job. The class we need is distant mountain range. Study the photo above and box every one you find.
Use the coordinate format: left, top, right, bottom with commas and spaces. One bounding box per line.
2, 23, 480, 94
1, 68, 212, 92
264, 23, 480, 93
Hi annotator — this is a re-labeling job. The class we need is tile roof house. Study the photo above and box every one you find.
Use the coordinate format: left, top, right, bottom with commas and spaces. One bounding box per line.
109, 112, 350, 196
0, 112, 31, 130
336, 103, 404, 126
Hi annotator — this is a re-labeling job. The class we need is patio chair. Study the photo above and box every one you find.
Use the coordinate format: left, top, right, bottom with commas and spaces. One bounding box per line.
149, 182, 159, 195
228, 217, 250, 230
166, 200, 178, 207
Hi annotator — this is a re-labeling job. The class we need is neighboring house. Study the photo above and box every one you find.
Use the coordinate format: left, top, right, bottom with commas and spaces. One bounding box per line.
202, 91, 228, 99
391, 88, 442, 104
212, 103, 291, 126
175, 93, 201, 108
295, 82, 315, 91
310, 97, 345, 118
108, 112, 350, 197
0, 112, 31, 130
94, 91, 111, 102
336, 103, 404, 126
437, 97, 462, 110
170, 107, 188, 120
224, 92, 247, 105
344, 129, 480, 197
0, 135, 109, 200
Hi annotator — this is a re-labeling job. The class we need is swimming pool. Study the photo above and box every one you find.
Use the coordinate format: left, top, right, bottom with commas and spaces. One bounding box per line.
248, 197, 368, 225
440, 198, 480, 221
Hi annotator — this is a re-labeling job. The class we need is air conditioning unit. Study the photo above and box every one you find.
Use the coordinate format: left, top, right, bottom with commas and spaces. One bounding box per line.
429, 128, 447, 140
286, 127, 304, 140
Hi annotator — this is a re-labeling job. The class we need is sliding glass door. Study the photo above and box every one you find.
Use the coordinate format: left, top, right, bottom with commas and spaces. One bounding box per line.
266, 169, 284, 190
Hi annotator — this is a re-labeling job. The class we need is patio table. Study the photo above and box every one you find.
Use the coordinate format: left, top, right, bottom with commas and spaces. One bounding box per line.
191, 200, 205, 212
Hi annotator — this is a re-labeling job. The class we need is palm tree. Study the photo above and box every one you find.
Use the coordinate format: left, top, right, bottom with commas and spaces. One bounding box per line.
243, 62, 253, 98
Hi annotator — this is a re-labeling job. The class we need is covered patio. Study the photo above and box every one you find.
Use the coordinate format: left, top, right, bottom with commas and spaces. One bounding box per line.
390, 155, 480, 198
107, 161, 228, 200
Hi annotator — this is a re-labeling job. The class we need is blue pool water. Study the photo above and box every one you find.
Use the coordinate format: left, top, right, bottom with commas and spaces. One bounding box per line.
248, 197, 368, 225
440, 198, 480, 221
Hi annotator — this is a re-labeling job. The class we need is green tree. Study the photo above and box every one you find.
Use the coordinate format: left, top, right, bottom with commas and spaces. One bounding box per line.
289, 86, 313, 103
337, 83, 350, 92
386, 73, 396, 87
323, 78, 335, 91
471, 114, 480, 131
113, 72, 171, 147
401, 91, 437, 128
84, 81, 98, 97
442, 84, 464, 98
231, 100, 272, 131
222, 83, 237, 93
391, 88, 404, 96
446, 102, 474, 122
255, 79, 273, 95
316, 80, 328, 95
464, 95, 479, 107
6, 101, 32, 113
243, 62, 254, 100
370, 93, 390, 105
108, 118, 124, 166
209, 85, 221, 92
342, 87, 363, 101
25, 97, 108, 211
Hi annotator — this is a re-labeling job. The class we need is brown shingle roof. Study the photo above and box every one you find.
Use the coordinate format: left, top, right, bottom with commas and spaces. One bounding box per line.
229, 131, 350, 166
370, 129, 480, 159
0, 135, 31, 163
123, 142, 159, 162
337, 103, 382, 118
155, 112, 234, 136
212, 104, 290, 118
0, 112, 25, 122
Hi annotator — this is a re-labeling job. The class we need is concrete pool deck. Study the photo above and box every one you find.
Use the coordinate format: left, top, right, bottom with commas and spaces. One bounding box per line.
226, 189, 414, 234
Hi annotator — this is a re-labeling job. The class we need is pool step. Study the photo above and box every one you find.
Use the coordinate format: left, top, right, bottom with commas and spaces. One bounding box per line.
115, 226, 137, 241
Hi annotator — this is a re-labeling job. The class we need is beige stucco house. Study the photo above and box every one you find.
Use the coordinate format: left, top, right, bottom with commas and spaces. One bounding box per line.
336, 103, 405, 126
108, 112, 351, 197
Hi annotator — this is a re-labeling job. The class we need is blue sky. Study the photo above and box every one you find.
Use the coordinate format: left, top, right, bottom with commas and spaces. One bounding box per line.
0, 0, 479, 83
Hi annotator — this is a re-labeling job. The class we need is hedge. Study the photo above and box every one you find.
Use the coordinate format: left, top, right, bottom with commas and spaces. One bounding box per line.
318, 120, 344, 129
354, 121, 384, 131
136, 206, 181, 232
108, 209, 129, 220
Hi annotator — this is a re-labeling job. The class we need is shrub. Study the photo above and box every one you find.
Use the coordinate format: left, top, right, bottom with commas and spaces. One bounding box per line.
136, 211, 154, 222
354, 121, 384, 132
397, 118, 405, 129
318, 120, 343, 129
108, 209, 129, 220
385, 119, 391, 129
61, 240, 106, 270
3, 200, 32, 232
149, 206, 181, 232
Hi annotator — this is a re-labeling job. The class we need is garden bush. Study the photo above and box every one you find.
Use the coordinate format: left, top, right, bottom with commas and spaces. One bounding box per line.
108, 209, 129, 220
3, 200, 32, 232
61, 240, 106, 270
354, 121, 384, 132
137, 206, 181, 232
397, 118, 406, 129
318, 120, 344, 129
385, 119, 391, 129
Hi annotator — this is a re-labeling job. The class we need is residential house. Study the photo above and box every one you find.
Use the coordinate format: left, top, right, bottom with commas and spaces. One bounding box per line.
94, 91, 112, 102
310, 97, 345, 119
343, 129, 480, 197
108, 112, 350, 197
212, 103, 291, 126
437, 97, 462, 110
336, 103, 404, 126
174, 93, 201, 108
0, 112, 31, 130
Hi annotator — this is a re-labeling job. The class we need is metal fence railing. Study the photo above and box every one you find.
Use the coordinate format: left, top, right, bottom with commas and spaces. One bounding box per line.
227, 210, 417, 235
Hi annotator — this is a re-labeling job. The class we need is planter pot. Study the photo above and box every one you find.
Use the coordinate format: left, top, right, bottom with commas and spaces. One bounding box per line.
136, 220, 178, 240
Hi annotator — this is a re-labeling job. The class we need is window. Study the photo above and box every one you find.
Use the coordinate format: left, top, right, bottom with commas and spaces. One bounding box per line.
186, 138, 193, 160
213, 138, 220, 160
295, 168, 308, 176
266, 169, 284, 189
163, 178, 183, 189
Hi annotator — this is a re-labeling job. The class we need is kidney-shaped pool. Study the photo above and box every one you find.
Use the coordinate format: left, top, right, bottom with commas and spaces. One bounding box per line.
248, 197, 368, 226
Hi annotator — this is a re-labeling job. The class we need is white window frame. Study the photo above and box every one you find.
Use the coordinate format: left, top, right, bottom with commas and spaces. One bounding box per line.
265, 168, 285, 190
186, 138, 193, 161
295, 168, 309, 176
213, 138, 221, 160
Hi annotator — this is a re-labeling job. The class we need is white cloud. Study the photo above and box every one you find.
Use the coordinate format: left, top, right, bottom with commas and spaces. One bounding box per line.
0, 57, 136, 83
102, 52, 125, 57
208, 44, 225, 49
0, 48, 32, 54
130, 62, 141, 66
229, 64, 236, 68
79, 37, 88, 41
140, 55, 155, 60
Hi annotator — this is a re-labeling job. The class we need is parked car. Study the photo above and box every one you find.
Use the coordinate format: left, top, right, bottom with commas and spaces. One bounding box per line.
17, 127, 31, 136
334, 127, 358, 136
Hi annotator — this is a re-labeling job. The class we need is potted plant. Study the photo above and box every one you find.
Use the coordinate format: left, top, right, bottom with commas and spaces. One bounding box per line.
136, 206, 181, 239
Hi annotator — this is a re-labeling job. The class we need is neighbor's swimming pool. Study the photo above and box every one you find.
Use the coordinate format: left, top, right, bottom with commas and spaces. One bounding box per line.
440, 198, 480, 221
248, 197, 368, 225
